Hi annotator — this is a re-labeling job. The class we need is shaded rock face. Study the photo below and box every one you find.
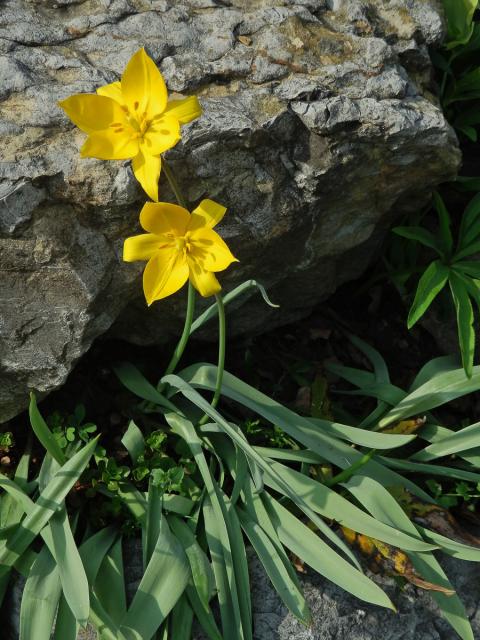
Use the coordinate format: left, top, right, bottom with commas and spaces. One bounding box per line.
0, 0, 460, 421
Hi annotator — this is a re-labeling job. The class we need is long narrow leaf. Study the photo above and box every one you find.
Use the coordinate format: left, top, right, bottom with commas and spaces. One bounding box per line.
237, 505, 311, 624
121, 421, 145, 464
113, 362, 178, 411
186, 584, 223, 640
170, 594, 194, 640
307, 417, 416, 449
264, 460, 435, 551
343, 475, 473, 639
19, 545, 61, 640
393, 226, 444, 255
177, 365, 432, 500
412, 420, 480, 461
449, 272, 475, 377
49, 506, 90, 626
94, 537, 127, 627
379, 366, 480, 427
169, 414, 248, 639
263, 493, 394, 609
29, 393, 66, 465
0, 437, 98, 572
166, 386, 361, 566
119, 515, 189, 639
169, 514, 214, 612
407, 261, 449, 328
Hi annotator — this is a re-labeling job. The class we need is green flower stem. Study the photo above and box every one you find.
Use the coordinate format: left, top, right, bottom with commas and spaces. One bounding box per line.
325, 448, 377, 488
162, 158, 188, 209
159, 281, 196, 389
199, 294, 226, 426
158, 157, 196, 388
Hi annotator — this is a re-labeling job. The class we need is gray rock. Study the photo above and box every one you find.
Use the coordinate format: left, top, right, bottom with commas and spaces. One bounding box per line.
0, 0, 460, 421
5, 546, 480, 639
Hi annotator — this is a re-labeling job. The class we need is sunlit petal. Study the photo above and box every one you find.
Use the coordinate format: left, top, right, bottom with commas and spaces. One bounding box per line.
187, 257, 221, 297
189, 227, 238, 272
143, 250, 188, 305
123, 233, 168, 262
97, 81, 124, 104
189, 199, 227, 231
121, 48, 168, 119
141, 115, 181, 156
80, 130, 139, 160
140, 202, 190, 236
164, 96, 202, 124
132, 152, 161, 202
59, 94, 127, 134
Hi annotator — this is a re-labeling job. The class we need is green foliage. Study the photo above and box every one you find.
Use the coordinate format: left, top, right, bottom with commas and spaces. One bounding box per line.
443, 0, 478, 49
0, 432, 14, 451
436, 0, 480, 139
394, 192, 480, 376
426, 478, 480, 509
8, 326, 480, 640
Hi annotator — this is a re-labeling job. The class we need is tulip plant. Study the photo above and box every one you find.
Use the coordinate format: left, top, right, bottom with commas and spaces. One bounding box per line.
2, 48, 480, 640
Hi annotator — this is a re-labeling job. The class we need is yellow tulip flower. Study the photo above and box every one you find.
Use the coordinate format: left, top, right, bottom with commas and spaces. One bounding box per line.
124, 199, 238, 305
58, 48, 201, 202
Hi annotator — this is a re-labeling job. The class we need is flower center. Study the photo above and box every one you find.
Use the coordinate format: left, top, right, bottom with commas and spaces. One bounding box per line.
174, 233, 192, 255
115, 102, 150, 140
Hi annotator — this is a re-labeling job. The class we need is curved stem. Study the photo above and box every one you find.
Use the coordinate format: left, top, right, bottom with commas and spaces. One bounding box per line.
199, 294, 226, 425
160, 282, 196, 386
162, 158, 188, 209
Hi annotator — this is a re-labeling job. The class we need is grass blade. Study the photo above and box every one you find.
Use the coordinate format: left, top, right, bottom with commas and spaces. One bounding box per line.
29, 393, 66, 465
168, 514, 214, 612
50, 506, 90, 626
344, 474, 473, 639
237, 505, 311, 624
19, 545, 61, 640
379, 366, 480, 428
0, 437, 98, 573
119, 514, 189, 639
177, 365, 432, 500
53, 596, 78, 640
113, 362, 177, 411
94, 537, 127, 626
412, 420, 480, 461
186, 585, 223, 640
264, 460, 435, 552
307, 417, 416, 449
407, 260, 449, 328
121, 421, 145, 464
449, 272, 475, 376
169, 594, 194, 640
169, 414, 247, 639
263, 493, 394, 609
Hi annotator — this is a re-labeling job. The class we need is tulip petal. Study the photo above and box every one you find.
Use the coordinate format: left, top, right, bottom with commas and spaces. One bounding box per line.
123, 233, 169, 262
132, 152, 162, 202
164, 96, 202, 125
187, 258, 221, 297
121, 48, 168, 119
140, 201, 190, 236
143, 250, 188, 305
189, 199, 227, 231
81, 130, 139, 160
141, 115, 181, 156
59, 94, 127, 134
97, 81, 124, 104
189, 228, 238, 272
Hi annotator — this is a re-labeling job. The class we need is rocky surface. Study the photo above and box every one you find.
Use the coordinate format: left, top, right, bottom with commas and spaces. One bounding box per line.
5, 547, 480, 639
0, 0, 461, 421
